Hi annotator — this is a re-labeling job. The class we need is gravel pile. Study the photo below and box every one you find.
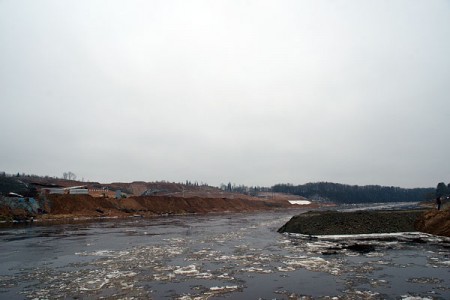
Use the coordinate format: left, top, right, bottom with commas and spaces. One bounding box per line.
278, 210, 426, 235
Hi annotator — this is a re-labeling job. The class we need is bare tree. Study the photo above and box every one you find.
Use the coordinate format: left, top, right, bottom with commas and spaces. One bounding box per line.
63, 171, 77, 181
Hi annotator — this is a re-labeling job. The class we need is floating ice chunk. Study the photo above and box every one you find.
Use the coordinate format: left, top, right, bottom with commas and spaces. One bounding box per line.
284, 256, 327, 268
370, 279, 389, 287
365, 252, 384, 257
153, 273, 176, 281
285, 232, 434, 242
192, 249, 210, 255
285, 255, 309, 259
174, 265, 199, 276
373, 260, 390, 265
177, 296, 204, 300
306, 241, 336, 248
163, 237, 185, 243
195, 272, 213, 279
345, 290, 380, 298
277, 266, 295, 272
217, 273, 234, 280
75, 250, 110, 256
106, 271, 137, 279
79, 278, 109, 291
241, 267, 272, 273
282, 256, 341, 274
209, 285, 238, 291
278, 239, 291, 245
154, 265, 176, 272
345, 252, 361, 257
75, 250, 129, 257
214, 255, 231, 261
166, 247, 184, 255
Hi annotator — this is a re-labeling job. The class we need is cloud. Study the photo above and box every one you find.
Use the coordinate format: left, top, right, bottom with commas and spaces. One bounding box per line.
1, 0, 449, 187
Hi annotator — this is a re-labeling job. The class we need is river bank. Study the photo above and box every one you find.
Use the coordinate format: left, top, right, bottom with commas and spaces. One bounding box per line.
1, 194, 309, 223
278, 207, 450, 237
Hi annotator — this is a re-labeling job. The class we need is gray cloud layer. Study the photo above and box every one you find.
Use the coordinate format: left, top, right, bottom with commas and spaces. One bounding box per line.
1, 0, 449, 187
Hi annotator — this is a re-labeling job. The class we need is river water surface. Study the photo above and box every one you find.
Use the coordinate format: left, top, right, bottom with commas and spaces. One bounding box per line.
0, 208, 449, 299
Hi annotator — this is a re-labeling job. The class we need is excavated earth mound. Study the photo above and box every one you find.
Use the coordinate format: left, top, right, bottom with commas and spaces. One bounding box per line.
20, 194, 293, 221
415, 207, 450, 237
278, 208, 450, 237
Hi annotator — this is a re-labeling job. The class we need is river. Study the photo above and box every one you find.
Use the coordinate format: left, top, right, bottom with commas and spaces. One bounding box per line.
0, 207, 449, 299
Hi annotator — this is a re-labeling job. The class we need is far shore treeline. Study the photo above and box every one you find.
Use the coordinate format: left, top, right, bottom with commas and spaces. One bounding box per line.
0, 171, 443, 204
272, 182, 435, 204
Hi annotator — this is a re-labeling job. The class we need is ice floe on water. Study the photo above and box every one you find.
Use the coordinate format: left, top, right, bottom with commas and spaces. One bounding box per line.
240, 266, 273, 273
176, 285, 241, 300
284, 231, 450, 243
209, 285, 239, 291
282, 256, 341, 275
173, 264, 200, 276
1, 211, 449, 299
75, 249, 130, 257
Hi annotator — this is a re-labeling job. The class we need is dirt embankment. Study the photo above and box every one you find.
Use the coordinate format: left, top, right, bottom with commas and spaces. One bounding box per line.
415, 207, 450, 237
24, 194, 293, 221
278, 208, 450, 237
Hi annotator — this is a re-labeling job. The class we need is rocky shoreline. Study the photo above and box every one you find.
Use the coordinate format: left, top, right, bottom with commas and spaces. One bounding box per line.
278, 208, 450, 237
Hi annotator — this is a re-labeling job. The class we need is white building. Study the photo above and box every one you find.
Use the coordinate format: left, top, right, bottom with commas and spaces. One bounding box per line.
69, 189, 89, 195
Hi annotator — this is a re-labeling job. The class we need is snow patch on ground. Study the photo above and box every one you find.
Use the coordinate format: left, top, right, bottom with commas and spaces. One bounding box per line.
288, 200, 312, 205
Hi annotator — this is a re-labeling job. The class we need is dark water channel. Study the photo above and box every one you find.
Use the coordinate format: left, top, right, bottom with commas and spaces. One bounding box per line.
0, 208, 449, 299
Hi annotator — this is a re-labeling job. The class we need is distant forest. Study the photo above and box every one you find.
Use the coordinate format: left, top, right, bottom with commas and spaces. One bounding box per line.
272, 182, 435, 203
1, 171, 440, 204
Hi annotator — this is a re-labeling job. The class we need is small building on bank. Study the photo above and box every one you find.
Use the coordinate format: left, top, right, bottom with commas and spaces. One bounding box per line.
41, 188, 65, 194
40, 185, 88, 195
69, 188, 89, 195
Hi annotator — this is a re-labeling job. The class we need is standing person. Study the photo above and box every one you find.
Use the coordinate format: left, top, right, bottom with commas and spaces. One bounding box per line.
436, 196, 442, 210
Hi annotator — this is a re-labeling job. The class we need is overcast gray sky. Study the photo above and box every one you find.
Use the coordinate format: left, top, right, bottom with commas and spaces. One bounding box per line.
1, 0, 449, 188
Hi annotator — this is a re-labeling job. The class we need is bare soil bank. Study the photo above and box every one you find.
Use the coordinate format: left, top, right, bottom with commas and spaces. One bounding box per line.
278, 208, 450, 237
415, 207, 450, 237
0, 194, 294, 222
